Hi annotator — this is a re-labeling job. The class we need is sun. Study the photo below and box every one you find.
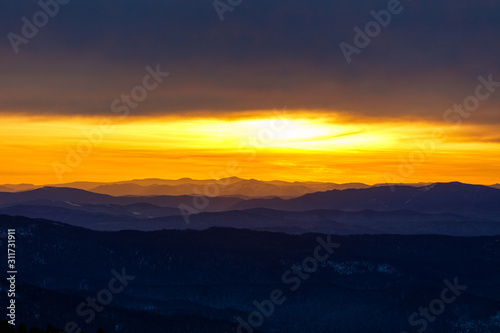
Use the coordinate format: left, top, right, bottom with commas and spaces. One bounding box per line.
234, 118, 331, 143
229, 116, 390, 152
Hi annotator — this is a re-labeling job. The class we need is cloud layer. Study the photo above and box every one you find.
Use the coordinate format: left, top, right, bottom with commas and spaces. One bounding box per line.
1, 0, 500, 123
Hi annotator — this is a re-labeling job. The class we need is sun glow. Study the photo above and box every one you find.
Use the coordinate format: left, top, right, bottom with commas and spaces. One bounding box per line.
1, 113, 499, 185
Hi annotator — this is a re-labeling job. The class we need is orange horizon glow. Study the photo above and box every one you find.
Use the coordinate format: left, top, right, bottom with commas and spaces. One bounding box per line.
1, 112, 499, 185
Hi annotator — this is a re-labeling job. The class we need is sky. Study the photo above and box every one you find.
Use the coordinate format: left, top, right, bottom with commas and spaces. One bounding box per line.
1, 0, 499, 185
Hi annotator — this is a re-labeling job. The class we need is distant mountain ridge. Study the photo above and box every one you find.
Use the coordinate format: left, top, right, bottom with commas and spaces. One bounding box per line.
0, 187, 242, 211
70, 177, 373, 198
0, 178, 378, 198
2, 178, 499, 198
3, 182, 499, 213
231, 182, 500, 216
0, 182, 499, 235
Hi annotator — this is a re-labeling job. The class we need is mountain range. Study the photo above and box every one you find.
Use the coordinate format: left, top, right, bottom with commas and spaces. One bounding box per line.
0, 181, 499, 236
0, 177, 434, 198
1, 179, 500, 332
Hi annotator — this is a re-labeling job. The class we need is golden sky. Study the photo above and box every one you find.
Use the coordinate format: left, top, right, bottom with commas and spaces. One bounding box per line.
1, 112, 499, 185
2, 0, 500, 186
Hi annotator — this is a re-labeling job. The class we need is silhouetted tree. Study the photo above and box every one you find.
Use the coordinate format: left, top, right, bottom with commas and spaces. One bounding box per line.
18, 323, 28, 333
45, 325, 59, 333
28, 327, 43, 333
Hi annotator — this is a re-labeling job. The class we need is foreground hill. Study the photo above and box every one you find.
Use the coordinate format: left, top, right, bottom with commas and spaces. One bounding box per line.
0, 215, 499, 332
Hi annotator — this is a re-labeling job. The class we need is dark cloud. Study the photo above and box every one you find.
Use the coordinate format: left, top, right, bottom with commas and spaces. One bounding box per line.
1, 0, 500, 123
